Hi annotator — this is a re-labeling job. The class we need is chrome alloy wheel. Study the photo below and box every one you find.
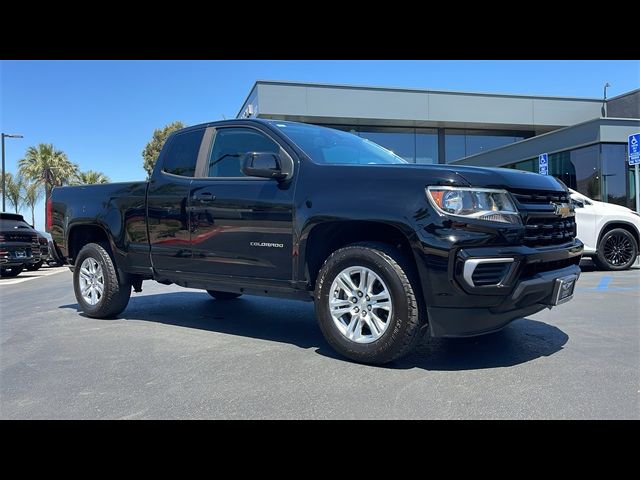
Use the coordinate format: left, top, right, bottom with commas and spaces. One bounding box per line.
328, 266, 393, 344
79, 257, 105, 306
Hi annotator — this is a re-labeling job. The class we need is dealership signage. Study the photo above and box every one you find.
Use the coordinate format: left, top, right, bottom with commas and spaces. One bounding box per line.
538, 153, 549, 175
629, 134, 640, 166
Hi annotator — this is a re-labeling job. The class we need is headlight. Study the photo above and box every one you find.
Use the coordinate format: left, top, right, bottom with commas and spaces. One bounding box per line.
426, 186, 521, 224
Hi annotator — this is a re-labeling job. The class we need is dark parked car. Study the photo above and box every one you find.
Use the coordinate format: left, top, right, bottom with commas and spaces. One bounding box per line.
24, 230, 53, 271
50, 120, 583, 364
0, 212, 39, 278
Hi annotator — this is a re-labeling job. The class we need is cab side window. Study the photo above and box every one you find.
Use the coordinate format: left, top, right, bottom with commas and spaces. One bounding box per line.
162, 129, 204, 177
208, 128, 279, 178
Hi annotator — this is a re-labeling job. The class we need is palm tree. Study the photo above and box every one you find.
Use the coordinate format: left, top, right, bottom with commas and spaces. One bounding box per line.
4, 173, 24, 214
23, 182, 43, 226
71, 170, 110, 185
18, 143, 79, 201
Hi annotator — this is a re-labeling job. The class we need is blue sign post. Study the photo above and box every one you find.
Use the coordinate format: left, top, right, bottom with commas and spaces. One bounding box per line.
538, 153, 548, 175
629, 133, 640, 213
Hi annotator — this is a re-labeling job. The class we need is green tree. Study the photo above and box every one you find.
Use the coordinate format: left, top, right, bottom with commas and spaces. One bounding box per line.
24, 182, 44, 226
71, 170, 110, 185
4, 173, 24, 214
142, 121, 185, 177
18, 144, 79, 201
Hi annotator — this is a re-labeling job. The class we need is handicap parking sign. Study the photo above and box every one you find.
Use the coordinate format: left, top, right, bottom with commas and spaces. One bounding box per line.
629, 134, 640, 166
538, 153, 548, 175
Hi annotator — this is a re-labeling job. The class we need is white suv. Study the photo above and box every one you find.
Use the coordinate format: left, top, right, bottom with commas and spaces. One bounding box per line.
570, 189, 640, 270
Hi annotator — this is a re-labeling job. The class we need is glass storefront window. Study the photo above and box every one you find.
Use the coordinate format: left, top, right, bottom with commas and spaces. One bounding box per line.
415, 129, 438, 164
358, 127, 416, 163
445, 129, 533, 163
465, 130, 529, 157
467, 142, 633, 207
444, 130, 466, 163
548, 146, 600, 199
320, 125, 439, 163
601, 144, 628, 206
514, 159, 536, 173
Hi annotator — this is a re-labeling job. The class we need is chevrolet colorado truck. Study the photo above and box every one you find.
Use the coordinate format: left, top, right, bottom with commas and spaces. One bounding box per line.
49, 119, 583, 364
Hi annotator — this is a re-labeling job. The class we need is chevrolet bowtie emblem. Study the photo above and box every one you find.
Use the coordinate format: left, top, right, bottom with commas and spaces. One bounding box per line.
553, 202, 572, 218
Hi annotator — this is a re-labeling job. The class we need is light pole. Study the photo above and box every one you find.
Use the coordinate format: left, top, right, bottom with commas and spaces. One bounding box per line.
2, 133, 24, 212
603, 82, 611, 118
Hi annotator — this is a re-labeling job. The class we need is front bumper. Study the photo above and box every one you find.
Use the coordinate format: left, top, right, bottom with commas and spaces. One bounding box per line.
428, 264, 580, 337
0, 245, 35, 268
424, 241, 583, 337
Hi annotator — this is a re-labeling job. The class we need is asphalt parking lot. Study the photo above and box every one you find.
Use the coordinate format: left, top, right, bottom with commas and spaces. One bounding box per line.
1, 261, 638, 419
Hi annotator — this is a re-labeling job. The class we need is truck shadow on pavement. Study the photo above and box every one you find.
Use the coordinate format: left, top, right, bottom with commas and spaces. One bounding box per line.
60, 291, 568, 371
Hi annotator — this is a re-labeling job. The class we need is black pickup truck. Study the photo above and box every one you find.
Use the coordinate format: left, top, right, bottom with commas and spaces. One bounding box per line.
50, 119, 583, 364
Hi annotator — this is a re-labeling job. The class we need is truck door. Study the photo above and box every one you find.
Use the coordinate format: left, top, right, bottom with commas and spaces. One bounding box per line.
147, 127, 207, 275
188, 125, 295, 280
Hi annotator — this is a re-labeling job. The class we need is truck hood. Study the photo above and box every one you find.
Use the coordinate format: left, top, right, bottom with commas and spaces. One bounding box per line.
444, 165, 565, 191
384, 164, 567, 192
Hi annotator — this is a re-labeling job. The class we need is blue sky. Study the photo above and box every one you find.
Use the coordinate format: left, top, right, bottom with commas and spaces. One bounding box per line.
2, 60, 639, 229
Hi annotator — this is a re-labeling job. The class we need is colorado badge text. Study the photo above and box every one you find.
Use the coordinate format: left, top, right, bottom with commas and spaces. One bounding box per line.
249, 242, 284, 248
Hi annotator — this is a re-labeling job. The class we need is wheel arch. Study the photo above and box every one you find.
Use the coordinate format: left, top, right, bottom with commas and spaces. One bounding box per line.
300, 219, 420, 291
67, 223, 114, 264
596, 221, 640, 252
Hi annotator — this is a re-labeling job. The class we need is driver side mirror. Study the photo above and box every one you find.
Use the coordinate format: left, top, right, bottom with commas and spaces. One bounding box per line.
241, 152, 287, 181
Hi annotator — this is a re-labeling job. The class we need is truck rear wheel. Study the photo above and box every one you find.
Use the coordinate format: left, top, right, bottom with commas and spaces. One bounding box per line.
206, 290, 242, 300
73, 243, 131, 318
314, 242, 423, 365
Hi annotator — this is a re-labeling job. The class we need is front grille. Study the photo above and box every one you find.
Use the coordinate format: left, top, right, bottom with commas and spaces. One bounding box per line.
524, 216, 576, 247
2, 232, 36, 243
472, 262, 511, 286
521, 256, 581, 278
509, 188, 576, 248
511, 191, 570, 204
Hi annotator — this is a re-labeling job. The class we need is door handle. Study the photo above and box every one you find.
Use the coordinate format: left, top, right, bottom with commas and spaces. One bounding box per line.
193, 192, 216, 202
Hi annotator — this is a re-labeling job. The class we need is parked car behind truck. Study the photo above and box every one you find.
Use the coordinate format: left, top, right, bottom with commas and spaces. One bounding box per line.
569, 189, 640, 270
50, 120, 583, 364
0, 212, 39, 278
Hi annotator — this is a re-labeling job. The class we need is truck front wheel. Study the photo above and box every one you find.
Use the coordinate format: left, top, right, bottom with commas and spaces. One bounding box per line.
73, 243, 131, 318
314, 242, 424, 365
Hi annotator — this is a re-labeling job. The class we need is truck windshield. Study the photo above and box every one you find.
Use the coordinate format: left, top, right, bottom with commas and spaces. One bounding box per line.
271, 121, 407, 165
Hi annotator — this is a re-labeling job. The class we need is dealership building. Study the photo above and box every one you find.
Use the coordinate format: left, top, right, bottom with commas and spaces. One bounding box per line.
238, 81, 640, 209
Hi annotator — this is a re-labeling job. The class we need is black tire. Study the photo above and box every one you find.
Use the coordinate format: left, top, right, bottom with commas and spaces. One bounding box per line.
314, 242, 424, 365
206, 290, 242, 300
26, 261, 43, 271
73, 243, 131, 318
594, 228, 638, 271
1, 266, 23, 278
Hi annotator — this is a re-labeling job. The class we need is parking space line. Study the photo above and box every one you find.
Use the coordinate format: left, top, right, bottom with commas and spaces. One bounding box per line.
596, 276, 612, 290
0, 267, 68, 286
